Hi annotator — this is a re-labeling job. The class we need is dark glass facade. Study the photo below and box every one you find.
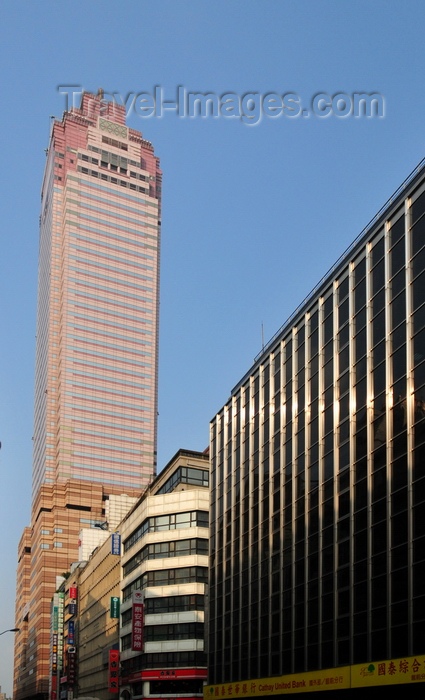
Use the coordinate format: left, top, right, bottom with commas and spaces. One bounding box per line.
209, 165, 425, 684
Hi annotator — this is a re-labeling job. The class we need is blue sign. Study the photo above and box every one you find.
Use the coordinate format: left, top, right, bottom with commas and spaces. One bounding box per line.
68, 621, 75, 645
111, 533, 121, 555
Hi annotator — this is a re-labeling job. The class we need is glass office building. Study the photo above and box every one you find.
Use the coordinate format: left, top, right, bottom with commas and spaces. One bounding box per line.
208, 160, 425, 691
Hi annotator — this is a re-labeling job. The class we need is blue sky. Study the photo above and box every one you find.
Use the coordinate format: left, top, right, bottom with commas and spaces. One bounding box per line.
1, 0, 425, 693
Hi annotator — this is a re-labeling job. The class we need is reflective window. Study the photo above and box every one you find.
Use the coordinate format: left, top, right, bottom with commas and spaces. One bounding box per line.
371, 259, 385, 295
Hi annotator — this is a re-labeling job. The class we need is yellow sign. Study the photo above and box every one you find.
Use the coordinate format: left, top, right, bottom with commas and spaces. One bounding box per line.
204, 667, 351, 698
205, 655, 425, 698
352, 654, 425, 687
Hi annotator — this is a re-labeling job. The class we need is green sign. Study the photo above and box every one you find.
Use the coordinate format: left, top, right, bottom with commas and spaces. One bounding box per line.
110, 596, 120, 618
99, 118, 128, 140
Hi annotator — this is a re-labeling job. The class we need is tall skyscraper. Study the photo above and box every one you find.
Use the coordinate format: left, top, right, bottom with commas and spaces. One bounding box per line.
14, 92, 162, 700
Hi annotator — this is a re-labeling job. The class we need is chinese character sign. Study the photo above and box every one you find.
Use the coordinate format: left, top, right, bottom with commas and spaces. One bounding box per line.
132, 601, 144, 652
352, 655, 425, 687
204, 655, 425, 699
51, 633, 58, 675
67, 651, 76, 686
68, 621, 75, 646
108, 649, 120, 693
110, 596, 120, 618
111, 533, 121, 555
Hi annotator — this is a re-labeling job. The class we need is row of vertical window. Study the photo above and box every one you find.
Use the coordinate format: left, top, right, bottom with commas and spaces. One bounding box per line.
67, 174, 158, 210
209, 193, 425, 681
121, 594, 205, 625
122, 566, 208, 601
123, 511, 209, 552
77, 165, 150, 195
80, 149, 148, 180
123, 538, 208, 576
157, 466, 210, 494
121, 622, 204, 649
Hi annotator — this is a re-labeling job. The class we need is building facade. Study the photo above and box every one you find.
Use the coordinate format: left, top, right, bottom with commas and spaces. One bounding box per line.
44, 450, 208, 700
14, 92, 162, 700
56, 541, 122, 700
208, 161, 425, 695
119, 449, 210, 700
49, 494, 137, 700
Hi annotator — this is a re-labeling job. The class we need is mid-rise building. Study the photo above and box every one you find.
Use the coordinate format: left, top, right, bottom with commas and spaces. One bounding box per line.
208, 160, 425, 696
45, 450, 209, 700
120, 449, 210, 700
14, 91, 162, 700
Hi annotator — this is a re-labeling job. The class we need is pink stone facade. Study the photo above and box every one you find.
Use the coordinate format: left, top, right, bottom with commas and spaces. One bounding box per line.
33, 92, 162, 499
14, 93, 161, 700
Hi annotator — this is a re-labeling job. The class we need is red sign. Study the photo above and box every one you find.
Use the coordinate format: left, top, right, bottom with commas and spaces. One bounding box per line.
69, 587, 78, 600
108, 649, 120, 693
141, 668, 207, 680
50, 674, 57, 700
131, 602, 144, 651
